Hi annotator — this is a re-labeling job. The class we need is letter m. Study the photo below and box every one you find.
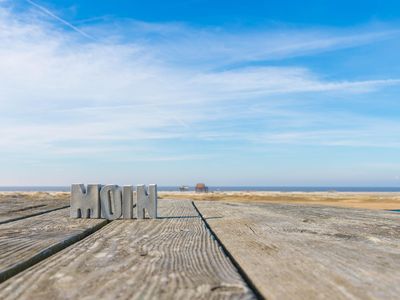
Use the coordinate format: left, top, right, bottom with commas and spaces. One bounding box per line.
137, 184, 157, 219
70, 184, 101, 218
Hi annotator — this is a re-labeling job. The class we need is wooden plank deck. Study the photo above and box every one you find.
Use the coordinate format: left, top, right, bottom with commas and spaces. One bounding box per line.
1, 193, 399, 299
194, 201, 400, 300
0, 193, 69, 224
0, 199, 254, 300
0, 208, 107, 282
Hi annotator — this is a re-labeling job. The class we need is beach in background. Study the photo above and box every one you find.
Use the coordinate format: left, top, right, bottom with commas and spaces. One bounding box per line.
1, 186, 400, 192
159, 191, 400, 210
1, 190, 399, 211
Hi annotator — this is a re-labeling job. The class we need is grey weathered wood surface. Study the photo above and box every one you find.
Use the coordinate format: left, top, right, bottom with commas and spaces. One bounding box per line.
0, 208, 107, 282
0, 194, 69, 224
194, 201, 400, 300
0, 200, 254, 300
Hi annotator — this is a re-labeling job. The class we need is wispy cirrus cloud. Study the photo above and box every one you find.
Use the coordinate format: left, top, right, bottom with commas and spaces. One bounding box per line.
84, 18, 400, 67
25, 0, 95, 40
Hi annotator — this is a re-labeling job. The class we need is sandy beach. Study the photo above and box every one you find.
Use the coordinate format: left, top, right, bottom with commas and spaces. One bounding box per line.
2, 191, 399, 210
0, 192, 70, 202
159, 191, 400, 210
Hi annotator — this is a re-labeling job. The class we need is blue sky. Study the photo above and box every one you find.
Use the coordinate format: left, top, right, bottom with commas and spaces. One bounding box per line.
0, 0, 400, 186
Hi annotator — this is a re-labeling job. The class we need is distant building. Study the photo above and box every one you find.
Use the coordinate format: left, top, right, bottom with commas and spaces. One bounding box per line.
179, 185, 189, 192
195, 183, 208, 193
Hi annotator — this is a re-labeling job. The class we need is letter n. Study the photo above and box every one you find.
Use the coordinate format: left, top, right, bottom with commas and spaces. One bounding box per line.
137, 184, 157, 219
70, 184, 101, 218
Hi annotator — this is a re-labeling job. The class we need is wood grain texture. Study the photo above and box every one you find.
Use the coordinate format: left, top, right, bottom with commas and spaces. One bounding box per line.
0, 208, 107, 282
0, 193, 69, 224
194, 201, 400, 300
0, 200, 255, 300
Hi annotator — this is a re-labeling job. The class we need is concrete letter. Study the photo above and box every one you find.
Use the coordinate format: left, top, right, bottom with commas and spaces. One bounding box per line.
137, 184, 157, 219
100, 185, 122, 220
70, 184, 101, 218
122, 185, 135, 219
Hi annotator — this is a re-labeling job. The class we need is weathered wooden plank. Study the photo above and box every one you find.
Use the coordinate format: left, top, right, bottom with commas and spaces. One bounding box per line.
194, 201, 400, 300
0, 200, 255, 300
0, 208, 107, 282
0, 192, 69, 224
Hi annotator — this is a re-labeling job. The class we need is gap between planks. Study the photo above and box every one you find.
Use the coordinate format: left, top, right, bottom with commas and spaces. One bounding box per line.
0, 209, 108, 283
0, 205, 70, 225
192, 201, 264, 300
0, 193, 70, 225
194, 200, 400, 300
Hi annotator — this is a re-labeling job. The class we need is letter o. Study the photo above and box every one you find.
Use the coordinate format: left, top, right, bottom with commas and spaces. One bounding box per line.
100, 185, 122, 220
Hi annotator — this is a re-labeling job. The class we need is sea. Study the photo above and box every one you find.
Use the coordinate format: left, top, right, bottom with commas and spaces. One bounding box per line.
1, 186, 400, 192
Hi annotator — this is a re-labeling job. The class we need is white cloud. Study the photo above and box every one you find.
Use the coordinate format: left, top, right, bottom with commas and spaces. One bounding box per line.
87, 18, 400, 67
1, 1, 400, 164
